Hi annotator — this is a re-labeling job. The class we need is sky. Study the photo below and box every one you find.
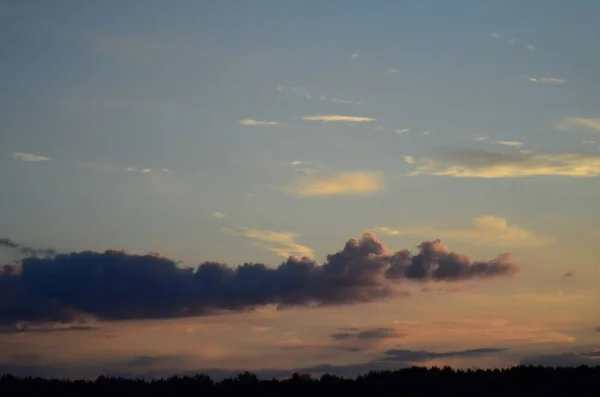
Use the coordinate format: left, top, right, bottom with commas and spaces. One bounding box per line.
1, 0, 599, 379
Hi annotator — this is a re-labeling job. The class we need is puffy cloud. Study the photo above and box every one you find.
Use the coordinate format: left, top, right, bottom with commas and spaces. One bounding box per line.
301, 115, 376, 123
280, 171, 384, 197
212, 212, 226, 219
0, 233, 519, 325
11, 152, 52, 162
375, 216, 553, 248
239, 119, 278, 126
405, 149, 600, 178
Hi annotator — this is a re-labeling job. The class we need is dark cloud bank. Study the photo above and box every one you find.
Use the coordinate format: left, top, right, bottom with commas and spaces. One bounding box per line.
0, 347, 509, 380
0, 233, 519, 325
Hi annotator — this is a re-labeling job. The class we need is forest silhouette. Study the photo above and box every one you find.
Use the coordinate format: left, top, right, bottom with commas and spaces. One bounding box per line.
1, 365, 599, 396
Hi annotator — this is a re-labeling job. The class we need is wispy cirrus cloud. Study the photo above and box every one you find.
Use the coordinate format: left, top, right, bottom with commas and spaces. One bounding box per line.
388, 68, 400, 74
239, 119, 278, 126
558, 117, 600, 133
277, 85, 367, 106
375, 215, 553, 248
289, 161, 324, 175
395, 128, 410, 134
404, 148, 600, 178
220, 227, 314, 259
528, 77, 565, 85
279, 171, 384, 197
301, 115, 377, 123
11, 152, 52, 162
474, 137, 524, 148
212, 212, 226, 219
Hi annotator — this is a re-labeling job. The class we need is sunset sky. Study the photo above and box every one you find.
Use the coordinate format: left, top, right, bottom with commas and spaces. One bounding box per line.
1, 0, 599, 379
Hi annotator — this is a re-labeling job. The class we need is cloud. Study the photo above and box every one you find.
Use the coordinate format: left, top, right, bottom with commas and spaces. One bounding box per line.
559, 117, 600, 132
221, 227, 314, 259
350, 53, 359, 58
496, 141, 523, 147
473, 136, 524, 148
405, 148, 600, 178
528, 77, 565, 85
395, 129, 410, 134
279, 171, 384, 197
330, 327, 403, 341
0, 238, 19, 248
520, 351, 600, 367
239, 119, 278, 126
11, 152, 52, 162
421, 130, 432, 135
301, 115, 377, 123
526, 44, 535, 50
562, 270, 575, 278
0, 237, 57, 257
0, 323, 97, 334
382, 348, 506, 362
212, 212, 226, 219
375, 216, 553, 248
0, 233, 519, 324
388, 68, 400, 74
289, 161, 323, 175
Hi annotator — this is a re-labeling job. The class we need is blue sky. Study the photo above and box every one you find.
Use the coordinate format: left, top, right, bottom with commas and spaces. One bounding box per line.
1, 1, 599, 378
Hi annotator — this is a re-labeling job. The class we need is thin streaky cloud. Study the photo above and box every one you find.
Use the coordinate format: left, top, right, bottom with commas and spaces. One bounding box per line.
474, 136, 524, 148
472, 136, 489, 142
559, 117, 600, 132
221, 226, 314, 259
239, 119, 278, 126
11, 152, 52, 162
375, 215, 554, 248
388, 68, 400, 74
526, 44, 535, 50
496, 141, 523, 147
405, 149, 600, 178
350, 53, 359, 58
528, 77, 565, 85
395, 129, 410, 134
302, 115, 377, 123
279, 171, 384, 197
212, 212, 226, 219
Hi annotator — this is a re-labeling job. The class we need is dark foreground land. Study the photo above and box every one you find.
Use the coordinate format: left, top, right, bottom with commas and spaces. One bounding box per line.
1, 366, 599, 396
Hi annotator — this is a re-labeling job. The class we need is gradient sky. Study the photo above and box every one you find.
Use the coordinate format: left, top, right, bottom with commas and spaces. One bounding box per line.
1, 0, 599, 379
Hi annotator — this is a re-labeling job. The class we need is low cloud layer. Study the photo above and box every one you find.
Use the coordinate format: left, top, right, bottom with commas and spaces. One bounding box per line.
0, 237, 57, 258
405, 149, 600, 178
520, 351, 600, 367
280, 171, 384, 197
0, 233, 519, 325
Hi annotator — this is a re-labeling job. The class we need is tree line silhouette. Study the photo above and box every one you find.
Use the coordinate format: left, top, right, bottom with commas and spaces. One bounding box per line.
1, 365, 600, 396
